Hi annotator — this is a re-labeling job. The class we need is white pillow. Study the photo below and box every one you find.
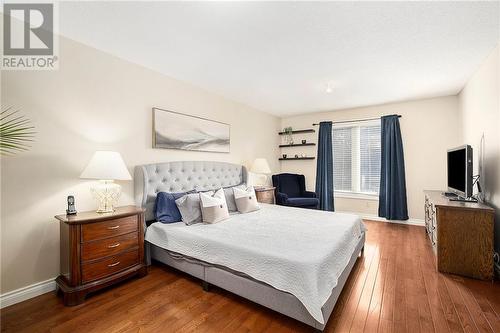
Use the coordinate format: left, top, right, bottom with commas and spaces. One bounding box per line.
223, 184, 247, 212
200, 188, 230, 224
176, 191, 213, 225
233, 186, 260, 213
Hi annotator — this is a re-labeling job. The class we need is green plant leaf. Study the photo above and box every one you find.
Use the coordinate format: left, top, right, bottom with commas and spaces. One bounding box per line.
0, 106, 35, 156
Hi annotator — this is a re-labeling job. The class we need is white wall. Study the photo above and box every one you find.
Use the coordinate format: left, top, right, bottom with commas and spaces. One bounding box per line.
0, 37, 280, 294
458, 44, 500, 253
1, 32, 496, 298
280, 96, 460, 220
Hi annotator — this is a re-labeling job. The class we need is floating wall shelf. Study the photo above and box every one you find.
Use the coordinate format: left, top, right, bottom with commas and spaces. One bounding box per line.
278, 129, 315, 135
279, 157, 315, 161
279, 143, 316, 148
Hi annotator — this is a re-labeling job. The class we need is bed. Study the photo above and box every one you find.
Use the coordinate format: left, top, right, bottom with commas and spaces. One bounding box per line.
134, 161, 365, 331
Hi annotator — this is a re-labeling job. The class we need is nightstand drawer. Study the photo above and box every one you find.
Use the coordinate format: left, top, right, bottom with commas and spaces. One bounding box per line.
81, 232, 138, 261
82, 216, 138, 242
81, 249, 139, 283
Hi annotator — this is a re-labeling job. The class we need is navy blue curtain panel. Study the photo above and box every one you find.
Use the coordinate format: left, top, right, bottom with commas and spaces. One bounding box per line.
315, 121, 334, 211
378, 115, 409, 220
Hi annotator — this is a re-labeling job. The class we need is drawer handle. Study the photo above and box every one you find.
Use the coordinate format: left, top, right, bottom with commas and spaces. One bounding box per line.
107, 225, 120, 230
108, 261, 120, 267
107, 243, 121, 248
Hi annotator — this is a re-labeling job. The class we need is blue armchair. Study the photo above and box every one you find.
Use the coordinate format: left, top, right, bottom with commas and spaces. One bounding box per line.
272, 173, 319, 209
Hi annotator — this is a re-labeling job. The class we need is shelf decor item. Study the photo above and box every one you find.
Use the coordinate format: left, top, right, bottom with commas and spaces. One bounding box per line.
80, 151, 132, 213
282, 154, 287, 159
302, 140, 306, 144
283, 126, 293, 145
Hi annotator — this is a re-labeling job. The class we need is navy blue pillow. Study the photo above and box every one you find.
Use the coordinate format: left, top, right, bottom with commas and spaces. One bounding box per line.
155, 192, 188, 223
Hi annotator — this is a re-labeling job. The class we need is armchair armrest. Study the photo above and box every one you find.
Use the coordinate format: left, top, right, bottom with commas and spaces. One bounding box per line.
302, 191, 317, 198
275, 191, 289, 204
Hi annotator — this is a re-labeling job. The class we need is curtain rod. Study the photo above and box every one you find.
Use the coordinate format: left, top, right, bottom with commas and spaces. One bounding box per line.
312, 115, 401, 126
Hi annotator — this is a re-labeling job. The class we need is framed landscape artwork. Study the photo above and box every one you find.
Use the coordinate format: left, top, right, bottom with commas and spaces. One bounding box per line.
153, 108, 230, 153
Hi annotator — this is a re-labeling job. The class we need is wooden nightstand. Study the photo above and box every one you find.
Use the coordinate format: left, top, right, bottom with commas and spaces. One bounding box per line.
255, 187, 276, 204
55, 206, 147, 306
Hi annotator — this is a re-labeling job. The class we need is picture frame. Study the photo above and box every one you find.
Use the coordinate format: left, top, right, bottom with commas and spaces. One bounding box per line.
152, 107, 230, 153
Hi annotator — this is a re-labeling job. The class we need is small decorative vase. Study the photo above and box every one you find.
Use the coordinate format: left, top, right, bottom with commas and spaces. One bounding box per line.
283, 127, 293, 145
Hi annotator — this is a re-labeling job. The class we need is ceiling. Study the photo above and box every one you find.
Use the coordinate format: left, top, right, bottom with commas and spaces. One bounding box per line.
59, 1, 499, 116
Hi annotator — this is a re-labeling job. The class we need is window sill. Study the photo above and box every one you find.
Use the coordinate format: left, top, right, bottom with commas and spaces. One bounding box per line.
334, 191, 379, 201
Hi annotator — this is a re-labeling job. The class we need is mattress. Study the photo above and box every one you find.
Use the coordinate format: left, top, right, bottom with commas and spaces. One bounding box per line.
145, 203, 365, 324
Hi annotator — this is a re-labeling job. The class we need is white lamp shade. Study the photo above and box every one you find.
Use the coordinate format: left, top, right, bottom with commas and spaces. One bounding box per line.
250, 158, 271, 174
80, 151, 132, 180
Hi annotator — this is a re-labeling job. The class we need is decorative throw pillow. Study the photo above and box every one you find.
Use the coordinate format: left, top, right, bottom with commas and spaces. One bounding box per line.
223, 184, 247, 212
175, 191, 213, 225
200, 188, 230, 224
233, 186, 260, 213
155, 191, 188, 224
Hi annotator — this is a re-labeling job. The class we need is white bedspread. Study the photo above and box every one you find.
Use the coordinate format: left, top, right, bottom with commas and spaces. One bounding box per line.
145, 204, 365, 324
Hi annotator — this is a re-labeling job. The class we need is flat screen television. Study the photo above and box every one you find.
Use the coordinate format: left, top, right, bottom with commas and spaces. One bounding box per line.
447, 145, 473, 198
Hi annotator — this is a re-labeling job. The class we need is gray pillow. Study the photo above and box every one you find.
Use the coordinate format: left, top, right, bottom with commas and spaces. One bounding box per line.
175, 191, 213, 225
223, 184, 246, 212
233, 186, 260, 213
200, 188, 230, 224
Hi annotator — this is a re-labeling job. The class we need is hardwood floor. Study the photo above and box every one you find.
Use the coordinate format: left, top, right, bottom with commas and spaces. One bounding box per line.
1, 220, 499, 333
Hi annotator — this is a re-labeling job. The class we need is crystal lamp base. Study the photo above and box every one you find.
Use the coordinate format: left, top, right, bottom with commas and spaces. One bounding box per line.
90, 180, 121, 213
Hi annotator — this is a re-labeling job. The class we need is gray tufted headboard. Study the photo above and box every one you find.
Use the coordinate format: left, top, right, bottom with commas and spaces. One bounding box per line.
134, 161, 247, 222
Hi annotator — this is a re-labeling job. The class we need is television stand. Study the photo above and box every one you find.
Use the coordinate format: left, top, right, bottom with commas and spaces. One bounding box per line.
449, 196, 478, 203
424, 190, 494, 280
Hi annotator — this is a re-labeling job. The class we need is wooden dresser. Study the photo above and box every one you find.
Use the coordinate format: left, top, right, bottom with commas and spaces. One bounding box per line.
424, 190, 494, 280
255, 187, 276, 204
55, 206, 147, 305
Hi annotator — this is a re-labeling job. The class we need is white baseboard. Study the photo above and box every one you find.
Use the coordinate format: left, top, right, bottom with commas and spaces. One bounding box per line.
0, 277, 57, 309
339, 211, 425, 226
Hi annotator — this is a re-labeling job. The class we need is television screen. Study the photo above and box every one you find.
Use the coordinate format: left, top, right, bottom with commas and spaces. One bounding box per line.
448, 148, 466, 193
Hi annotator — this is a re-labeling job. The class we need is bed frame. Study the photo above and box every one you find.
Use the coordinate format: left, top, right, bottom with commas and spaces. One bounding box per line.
134, 161, 365, 331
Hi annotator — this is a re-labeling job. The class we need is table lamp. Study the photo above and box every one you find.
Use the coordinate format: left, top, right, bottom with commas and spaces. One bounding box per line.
80, 151, 132, 213
250, 158, 272, 187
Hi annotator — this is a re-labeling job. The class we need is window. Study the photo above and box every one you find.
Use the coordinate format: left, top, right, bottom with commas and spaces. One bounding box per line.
332, 127, 352, 191
332, 121, 381, 197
